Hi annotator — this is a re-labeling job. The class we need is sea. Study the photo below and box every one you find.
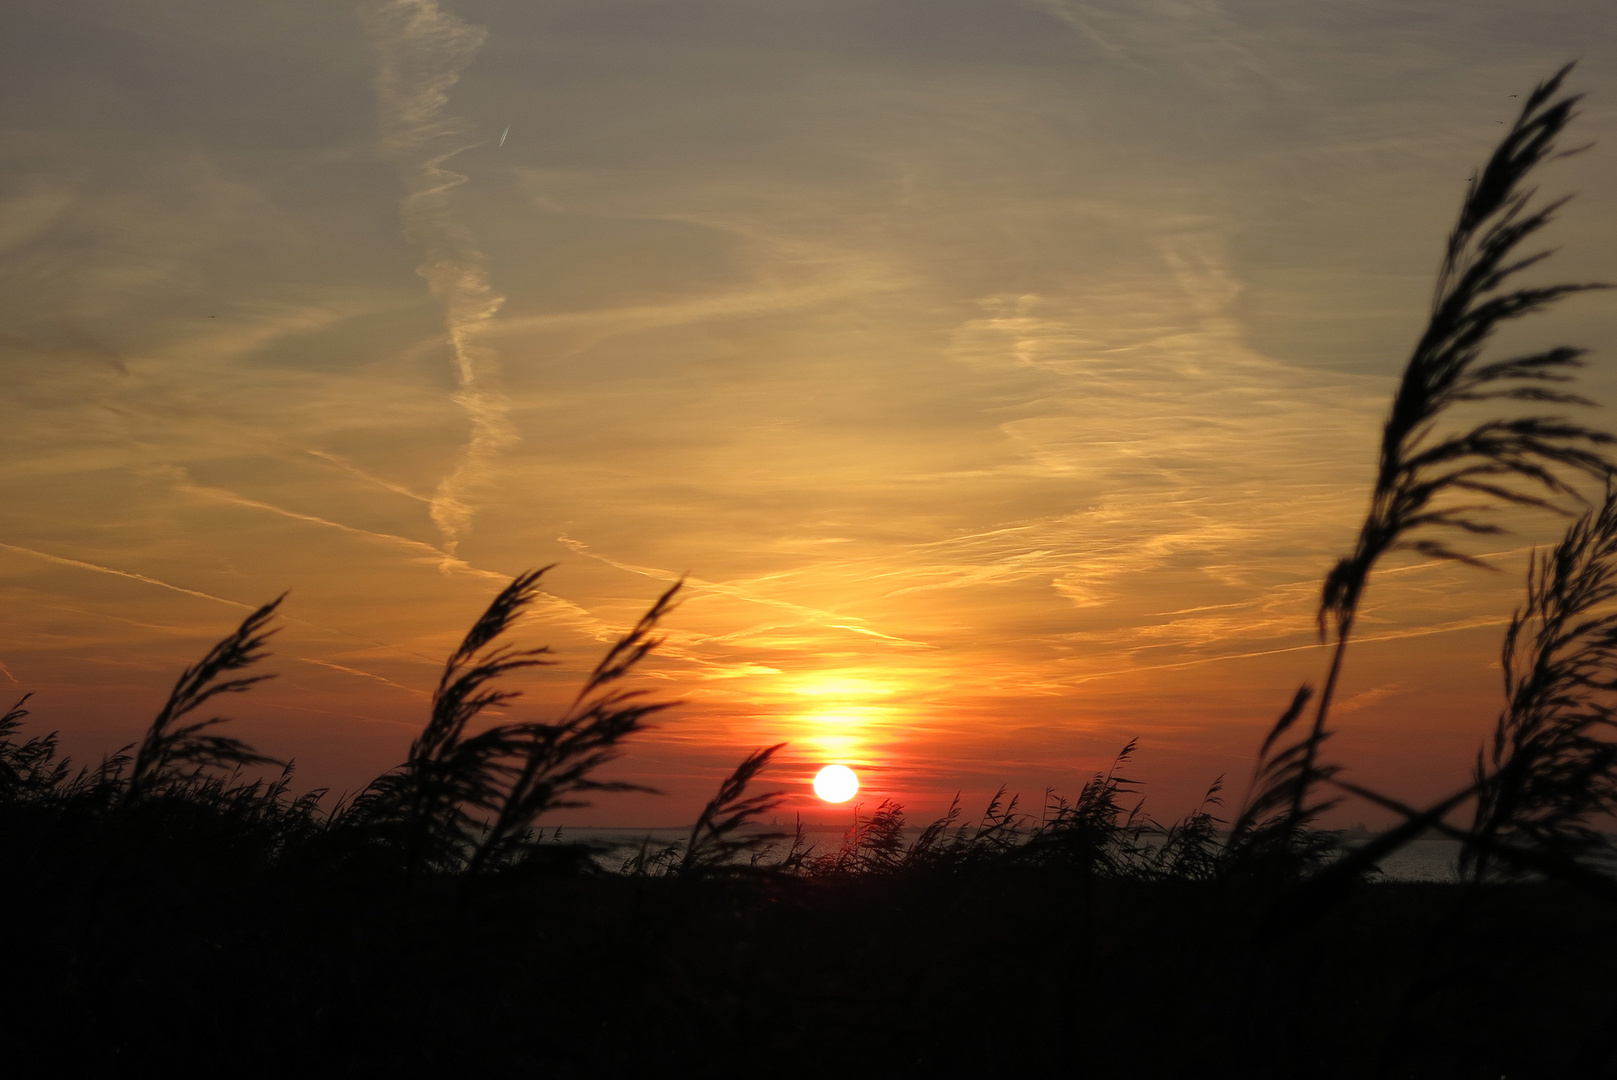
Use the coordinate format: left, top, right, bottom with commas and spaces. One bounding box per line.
1348, 837, 1464, 882
552, 826, 1468, 881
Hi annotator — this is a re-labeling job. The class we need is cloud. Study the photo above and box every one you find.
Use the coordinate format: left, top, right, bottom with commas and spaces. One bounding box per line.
298, 656, 428, 697
359, 0, 513, 558
1336, 681, 1409, 715
155, 462, 504, 581
0, 187, 75, 254
0, 540, 255, 611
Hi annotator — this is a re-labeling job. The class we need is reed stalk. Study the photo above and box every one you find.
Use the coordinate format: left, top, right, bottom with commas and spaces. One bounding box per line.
1246, 63, 1611, 847
679, 743, 788, 875
124, 597, 285, 805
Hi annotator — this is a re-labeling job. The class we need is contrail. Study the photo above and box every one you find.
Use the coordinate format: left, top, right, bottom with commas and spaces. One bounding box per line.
298, 657, 430, 697
0, 541, 256, 611
1065, 615, 1512, 686
359, 0, 515, 564
499, 123, 510, 147
154, 465, 611, 642
553, 533, 933, 649
17, 556, 451, 674
171, 472, 508, 583
158, 471, 610, 646
1020, 0, 1132, 61
299, 447, 434, 505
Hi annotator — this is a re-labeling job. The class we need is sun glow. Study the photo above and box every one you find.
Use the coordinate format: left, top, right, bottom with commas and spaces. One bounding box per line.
813, 764, 859, 803
791, 677, 896, 698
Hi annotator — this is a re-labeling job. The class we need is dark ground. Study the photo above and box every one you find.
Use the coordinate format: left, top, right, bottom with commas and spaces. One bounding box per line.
5, 812, 1616, 1080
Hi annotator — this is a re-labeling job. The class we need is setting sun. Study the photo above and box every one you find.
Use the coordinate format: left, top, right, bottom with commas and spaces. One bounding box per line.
813, 765, 860, 804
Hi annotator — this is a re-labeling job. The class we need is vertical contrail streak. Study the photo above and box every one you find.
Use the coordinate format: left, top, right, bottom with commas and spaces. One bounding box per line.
359, 0, 514, 562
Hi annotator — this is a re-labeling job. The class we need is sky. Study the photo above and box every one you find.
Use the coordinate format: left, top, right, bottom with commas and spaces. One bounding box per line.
2, 0, 1615, 826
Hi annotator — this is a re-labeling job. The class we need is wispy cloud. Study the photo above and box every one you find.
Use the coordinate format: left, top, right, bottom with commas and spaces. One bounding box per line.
1064, 616, 1510, 687
1337, 681, 1409, 716
0, 541, 255, 611
360, 0, 514, 560
300, 447, 433, 504
156, 462, 505, 581
298, 656, 429, 697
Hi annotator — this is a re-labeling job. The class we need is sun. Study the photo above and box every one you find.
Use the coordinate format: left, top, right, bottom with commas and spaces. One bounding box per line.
813, 764, 859, 803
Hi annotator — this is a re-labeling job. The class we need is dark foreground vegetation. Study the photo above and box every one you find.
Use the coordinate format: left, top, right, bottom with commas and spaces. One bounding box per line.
5, 807, 1617, 1079
6, 67, 1617, 1079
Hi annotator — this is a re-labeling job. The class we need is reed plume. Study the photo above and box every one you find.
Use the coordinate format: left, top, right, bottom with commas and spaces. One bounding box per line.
1464, 481, 1617, 879
1224, 686, 1342, 878
1151, 776, 1226, 881
891, 788, 1026, 872
900, 795, 966, 868
349, 569, 554, 873
466, 579, 681, 876
0, 694, 69, 799
966, 786, 1027, 855
342, 569, 681, 878
124, 597, 286, 804
1021, 739, 1145, 875
679, 742, 788, 874
1248, 62, 1611, 844
814, 798, 909, 874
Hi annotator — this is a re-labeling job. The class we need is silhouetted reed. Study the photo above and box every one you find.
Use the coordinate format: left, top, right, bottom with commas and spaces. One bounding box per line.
1021, 738, 1147, 875
0, 694, 68, 798
619, 832, 684, 876
341, 570, 555, 872
337, 569, 681, 878
1224, 686, 1345, 882
964, 785, 1027, 855
1149, 776, 1226, 881
466, 579, 681, 877
1466, 481, 1617, 879
1245, 62, 1612, 852
1304, 480, 1617, 906
785, 742, 1243, 884
123, 596, 286, 805
812, 798, 909, 874
679, 742, 787, 874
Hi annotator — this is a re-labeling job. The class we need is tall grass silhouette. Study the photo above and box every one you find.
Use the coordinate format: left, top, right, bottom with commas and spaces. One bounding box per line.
340, 569, 682, 876
1462, 482, 1617, 880
1241, 62, 1613, 855
342, 570, 557, 873
467, 579, 681, 877
679, 742, 787, 874
0, 694, 67, 798
123, 596, 286, 805
1021, 738, 1146, 874
1314, 481, 1617, 903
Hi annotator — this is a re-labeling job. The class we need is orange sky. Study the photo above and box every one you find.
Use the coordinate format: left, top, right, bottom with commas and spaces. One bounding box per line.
2, 0, 1616, 826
